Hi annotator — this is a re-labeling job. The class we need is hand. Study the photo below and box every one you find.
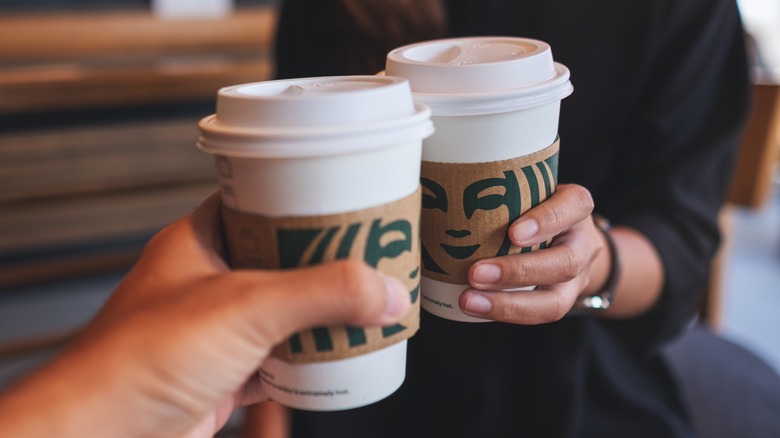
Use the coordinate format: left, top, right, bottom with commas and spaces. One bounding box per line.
0, 194, 411, 438
459, 184, 607, 324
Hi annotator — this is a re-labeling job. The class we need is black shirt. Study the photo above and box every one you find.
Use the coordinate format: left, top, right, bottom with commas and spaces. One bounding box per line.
274, 0, 751, 436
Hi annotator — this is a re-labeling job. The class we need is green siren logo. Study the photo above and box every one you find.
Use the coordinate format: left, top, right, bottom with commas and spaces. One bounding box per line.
421, 140, 559, 285
278, 218, 419, 358
221, 189, 421, 363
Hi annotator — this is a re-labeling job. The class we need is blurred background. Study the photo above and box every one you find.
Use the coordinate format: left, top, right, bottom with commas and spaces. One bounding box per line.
0, 1, 778, 435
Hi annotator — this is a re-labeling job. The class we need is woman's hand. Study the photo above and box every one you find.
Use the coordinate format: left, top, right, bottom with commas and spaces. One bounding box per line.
0, 194, 411, 438
460, 183, 665, 324
459, 184, 608, 323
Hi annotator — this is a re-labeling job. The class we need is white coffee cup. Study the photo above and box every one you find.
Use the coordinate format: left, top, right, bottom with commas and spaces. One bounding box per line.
386, 36, 573, 322
197, 75, 433, 410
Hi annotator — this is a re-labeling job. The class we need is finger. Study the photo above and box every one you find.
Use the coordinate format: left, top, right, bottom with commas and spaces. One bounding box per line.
184, 389, 245, 438
133, 192, 228, 280
99, 193, 227, 318
509, 184, 594, 247
188, 191, 227, 259
238, 373, 269, 406
469, 222, 594, 290
240, 400, 291, 437
459, 279, 584, 324
236, 259, 413, 347
157, 191, 225, 263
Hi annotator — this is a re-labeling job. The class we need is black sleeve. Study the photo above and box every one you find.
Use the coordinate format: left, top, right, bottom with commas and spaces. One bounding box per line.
274, 0, 752, 353
444, 0, 753, 351
601, 0, 752, 350
274, 0, 351, 79
275, 0, 447, 79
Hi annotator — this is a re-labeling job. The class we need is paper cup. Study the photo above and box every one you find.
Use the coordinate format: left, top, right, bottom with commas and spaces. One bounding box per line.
386, 37, 572, 322
198, 76, 433, 410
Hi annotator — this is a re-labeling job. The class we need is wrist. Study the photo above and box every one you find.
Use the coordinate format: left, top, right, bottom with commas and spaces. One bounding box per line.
576, 214, 620, 311
0, 329, 159, 437
0, 349, 118, 436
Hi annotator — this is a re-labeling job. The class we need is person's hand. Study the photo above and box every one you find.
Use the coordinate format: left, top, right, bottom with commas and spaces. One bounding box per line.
0, 194, 411, 438
459, 184, 607, 324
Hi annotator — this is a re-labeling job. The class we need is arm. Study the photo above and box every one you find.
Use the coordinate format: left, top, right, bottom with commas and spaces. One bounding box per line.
0, 194, 410, 438
459, 0, 751, 336
460, 184, 664, 323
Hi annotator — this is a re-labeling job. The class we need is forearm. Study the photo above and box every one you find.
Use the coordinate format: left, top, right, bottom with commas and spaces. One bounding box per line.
0, 348, 125, 436
0, 334, 177, 438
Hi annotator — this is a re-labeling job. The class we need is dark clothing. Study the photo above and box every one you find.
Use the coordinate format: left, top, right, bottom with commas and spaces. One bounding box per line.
275, 0, 752, 436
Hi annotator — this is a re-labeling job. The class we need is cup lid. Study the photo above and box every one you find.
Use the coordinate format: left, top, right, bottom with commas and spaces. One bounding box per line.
198, 75, 433, 158
386, 36, 573, 115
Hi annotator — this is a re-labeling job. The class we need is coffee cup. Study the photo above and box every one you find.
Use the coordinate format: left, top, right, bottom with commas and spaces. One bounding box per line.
197, 75, 433, 410
386, 36, 573, 322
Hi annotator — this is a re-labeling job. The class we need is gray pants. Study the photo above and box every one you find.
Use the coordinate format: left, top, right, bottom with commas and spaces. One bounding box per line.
662, 324, 780, 438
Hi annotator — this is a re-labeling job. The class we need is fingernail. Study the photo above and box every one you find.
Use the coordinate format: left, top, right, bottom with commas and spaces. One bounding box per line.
378, 273, 408, 319
473, 263, 501, 284
464, 293, 493, 314
511, 219, 539, 244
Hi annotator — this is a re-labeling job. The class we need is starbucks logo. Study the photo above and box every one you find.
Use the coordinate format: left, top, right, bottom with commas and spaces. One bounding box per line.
421, 140, 559, 284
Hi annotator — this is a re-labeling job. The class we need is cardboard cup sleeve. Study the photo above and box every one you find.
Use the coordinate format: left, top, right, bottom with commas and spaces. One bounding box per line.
221, 189, 421, 363
421, 139, 559, 285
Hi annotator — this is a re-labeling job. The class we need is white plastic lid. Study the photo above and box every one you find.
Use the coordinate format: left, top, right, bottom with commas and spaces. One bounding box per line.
385, 37, 573, 115
198, 75, 433, 158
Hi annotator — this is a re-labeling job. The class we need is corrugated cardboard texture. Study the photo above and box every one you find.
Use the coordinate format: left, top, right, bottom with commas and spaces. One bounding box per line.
421, 139, 559, 284
221, 189, 421, 363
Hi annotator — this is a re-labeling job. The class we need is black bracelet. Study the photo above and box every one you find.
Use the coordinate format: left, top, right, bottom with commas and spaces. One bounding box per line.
574, 214, 620, 311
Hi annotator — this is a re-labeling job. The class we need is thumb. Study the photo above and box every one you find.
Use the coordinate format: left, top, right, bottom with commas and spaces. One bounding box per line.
236, 259, 413, 347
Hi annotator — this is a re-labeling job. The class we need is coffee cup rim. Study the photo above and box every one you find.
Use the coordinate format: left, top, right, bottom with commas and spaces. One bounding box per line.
197, 102, 434, 158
